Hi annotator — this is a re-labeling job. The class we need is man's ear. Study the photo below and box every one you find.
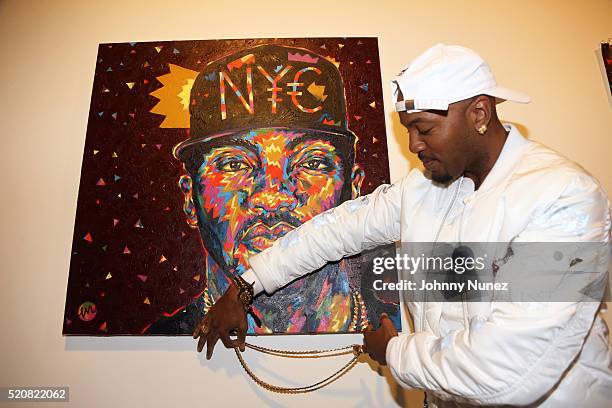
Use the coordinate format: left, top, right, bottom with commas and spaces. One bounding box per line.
350, 164, 365, 199
178, 175, 198, 228
468, 95, 493, 134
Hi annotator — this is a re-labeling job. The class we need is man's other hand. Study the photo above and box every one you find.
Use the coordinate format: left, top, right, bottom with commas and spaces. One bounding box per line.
362, 313, 398, 365
192, 283, 248, 360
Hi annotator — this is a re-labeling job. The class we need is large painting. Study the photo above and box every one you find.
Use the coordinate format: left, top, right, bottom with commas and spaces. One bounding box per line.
63, 37, 400, 335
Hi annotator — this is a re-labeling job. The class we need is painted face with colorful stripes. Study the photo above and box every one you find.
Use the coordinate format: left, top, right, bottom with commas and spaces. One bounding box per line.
189, 128, 356, 276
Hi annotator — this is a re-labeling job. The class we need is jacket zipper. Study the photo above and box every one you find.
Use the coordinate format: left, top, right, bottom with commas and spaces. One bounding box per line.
420, 176, 464, 332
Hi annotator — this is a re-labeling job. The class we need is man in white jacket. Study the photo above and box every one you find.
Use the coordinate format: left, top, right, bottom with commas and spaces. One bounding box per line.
193, 44, 612, 407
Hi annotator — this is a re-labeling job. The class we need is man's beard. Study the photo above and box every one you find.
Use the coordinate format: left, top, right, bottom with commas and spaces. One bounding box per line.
430, 171, 453, 184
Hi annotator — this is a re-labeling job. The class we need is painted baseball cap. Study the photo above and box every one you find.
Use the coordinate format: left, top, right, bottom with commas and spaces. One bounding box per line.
392, 43, 531, 113
174, 44, 356, 162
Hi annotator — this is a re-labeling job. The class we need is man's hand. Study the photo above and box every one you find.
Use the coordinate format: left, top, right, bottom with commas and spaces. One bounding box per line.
192, 283, 248, 360
362, 313, 398, 365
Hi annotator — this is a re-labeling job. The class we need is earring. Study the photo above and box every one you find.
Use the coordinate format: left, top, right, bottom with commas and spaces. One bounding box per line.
184, 201, 198, 228
477, 125, 487, 135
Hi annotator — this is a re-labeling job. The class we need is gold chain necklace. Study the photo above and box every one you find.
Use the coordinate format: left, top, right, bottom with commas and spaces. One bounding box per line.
235, 343, 363, 394
202, 288, 368, 393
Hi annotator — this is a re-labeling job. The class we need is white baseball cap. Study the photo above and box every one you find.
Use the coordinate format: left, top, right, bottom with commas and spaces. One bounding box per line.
393, 44, 531, 112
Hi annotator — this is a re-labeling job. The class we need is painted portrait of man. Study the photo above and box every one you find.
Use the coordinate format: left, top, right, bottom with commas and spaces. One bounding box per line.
62, 38, 398, 336
147, 45, 369, 334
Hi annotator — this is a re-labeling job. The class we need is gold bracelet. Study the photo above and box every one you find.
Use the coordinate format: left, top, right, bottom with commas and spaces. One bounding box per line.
231, 275, 261, 327
231, 275, 254, 311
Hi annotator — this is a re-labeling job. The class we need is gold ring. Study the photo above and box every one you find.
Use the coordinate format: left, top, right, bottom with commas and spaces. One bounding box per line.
200, 320, 210, 335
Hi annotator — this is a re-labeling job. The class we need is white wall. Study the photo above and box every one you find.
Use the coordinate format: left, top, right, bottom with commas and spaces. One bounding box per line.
1, 1, 610, 407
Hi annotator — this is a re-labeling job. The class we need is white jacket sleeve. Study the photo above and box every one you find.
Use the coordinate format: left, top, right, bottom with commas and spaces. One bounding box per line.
386, 174, 611, 405
248, 171, 415, 294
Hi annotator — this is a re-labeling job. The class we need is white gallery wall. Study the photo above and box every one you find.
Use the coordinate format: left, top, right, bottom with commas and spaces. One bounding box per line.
0, 1, 610, 407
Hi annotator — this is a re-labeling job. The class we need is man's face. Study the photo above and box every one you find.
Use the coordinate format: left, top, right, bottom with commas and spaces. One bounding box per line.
398, 102, 475, 184
187, 128, 361, 269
